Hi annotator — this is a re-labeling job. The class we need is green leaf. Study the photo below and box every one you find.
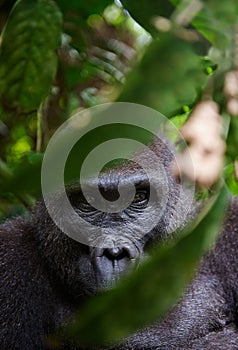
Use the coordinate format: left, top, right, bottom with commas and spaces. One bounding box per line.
224, 163, 238, 195
0, 0, 62, 113
170, 1, 232, 48
204, 0, 238, 26
55, 0, 113, 16
0, 152, 43, 197
192, 9, 231, 49
56, 187, 228, 346
122, 0, 232, 49
121, 0, 175, 35
226, 116, 238, 160
119, 32, 207, 116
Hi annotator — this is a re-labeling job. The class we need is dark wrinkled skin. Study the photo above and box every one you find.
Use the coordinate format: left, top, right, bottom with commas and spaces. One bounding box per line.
1, 139, 238, 350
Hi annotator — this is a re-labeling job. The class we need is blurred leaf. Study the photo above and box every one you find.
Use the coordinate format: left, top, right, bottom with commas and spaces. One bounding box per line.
170, 111, 189, 129
121, 0, 175, 35
0, 0, 62, 113
55, 0, 112, 16
0, 152, 43, 197
192, 10, 231, 49
204, 0, 238, 25
170, 1, 232, 48
119, 32, 207, 116
224, 163, 238, 195
226, 116, 238, 161
122, 0, 232, 49
56, 187, 228, 346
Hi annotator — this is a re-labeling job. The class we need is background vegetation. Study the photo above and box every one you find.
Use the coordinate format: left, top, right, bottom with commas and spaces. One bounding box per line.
0, 0, 238, 347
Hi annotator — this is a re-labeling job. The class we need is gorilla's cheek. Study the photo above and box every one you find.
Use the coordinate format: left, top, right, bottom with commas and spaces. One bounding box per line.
66, 255, 98, 296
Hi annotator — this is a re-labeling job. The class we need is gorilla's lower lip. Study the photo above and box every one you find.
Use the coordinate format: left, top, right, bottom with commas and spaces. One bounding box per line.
92, 251, 138, 290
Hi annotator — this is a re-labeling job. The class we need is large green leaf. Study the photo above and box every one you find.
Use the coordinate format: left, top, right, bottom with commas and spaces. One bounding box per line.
119, 32, 207, 116
55, 187, 228, 346
0, 0, 62, 113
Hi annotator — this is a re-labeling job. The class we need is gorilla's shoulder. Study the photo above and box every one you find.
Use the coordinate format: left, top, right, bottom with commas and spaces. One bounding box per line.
202, 196, 238, 290
0, 216, 44, 286
0, 216, 34, 252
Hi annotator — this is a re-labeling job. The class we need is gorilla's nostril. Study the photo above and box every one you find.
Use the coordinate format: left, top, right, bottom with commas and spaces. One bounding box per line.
103, 247, 129, 261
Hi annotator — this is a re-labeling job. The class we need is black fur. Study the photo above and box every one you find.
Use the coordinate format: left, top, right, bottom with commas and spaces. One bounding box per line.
1, 139, 238, 349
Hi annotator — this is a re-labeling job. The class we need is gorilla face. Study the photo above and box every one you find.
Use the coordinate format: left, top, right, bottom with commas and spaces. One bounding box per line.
67, 171, 154, 290
34, 138, 188, 299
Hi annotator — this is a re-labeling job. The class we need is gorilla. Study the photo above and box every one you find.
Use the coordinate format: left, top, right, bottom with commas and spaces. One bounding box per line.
0, 135, 238, 350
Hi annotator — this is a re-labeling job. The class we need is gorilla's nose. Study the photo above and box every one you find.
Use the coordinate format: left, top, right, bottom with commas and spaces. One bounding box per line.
102, 246, 134, 261
92, 244, 139, 287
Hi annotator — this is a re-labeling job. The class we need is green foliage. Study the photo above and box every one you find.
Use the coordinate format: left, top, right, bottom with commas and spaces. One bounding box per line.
121, 0, 237, 50
205, 0, 238, 25
119, 32, 207, 116
224, 163, 238, 195
0, 0, 62, 113
0, 0, 238, 347
226, 117, 238, 160
0, 152, 43, 197
55, 0, 113, 15
121, 0, 175, 35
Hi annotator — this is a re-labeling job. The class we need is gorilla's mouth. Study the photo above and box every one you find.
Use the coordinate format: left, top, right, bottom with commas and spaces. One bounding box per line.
91, 245, 139, 288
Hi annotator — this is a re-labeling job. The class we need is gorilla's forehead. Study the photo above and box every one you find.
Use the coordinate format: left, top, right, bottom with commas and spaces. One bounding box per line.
78, 165, 168, 194
79, 138, 175, 189
74, 172, 148, 205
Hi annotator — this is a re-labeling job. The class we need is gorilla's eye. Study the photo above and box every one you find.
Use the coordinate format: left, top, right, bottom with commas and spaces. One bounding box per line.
132, 191, 149, 206
68, 191, 97, 213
